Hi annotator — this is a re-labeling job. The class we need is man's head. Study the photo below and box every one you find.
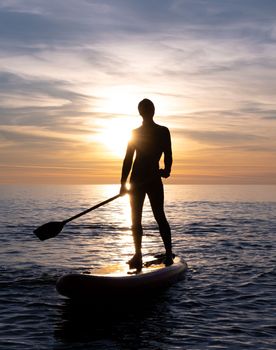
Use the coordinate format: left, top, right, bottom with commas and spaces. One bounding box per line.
138, 99, 155, 120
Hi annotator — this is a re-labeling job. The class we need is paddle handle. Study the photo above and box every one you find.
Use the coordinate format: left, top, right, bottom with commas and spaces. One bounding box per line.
63, 194, 122, 224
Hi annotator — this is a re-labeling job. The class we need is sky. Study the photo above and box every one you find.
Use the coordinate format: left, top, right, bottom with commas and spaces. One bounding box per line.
0, 0, 275, 184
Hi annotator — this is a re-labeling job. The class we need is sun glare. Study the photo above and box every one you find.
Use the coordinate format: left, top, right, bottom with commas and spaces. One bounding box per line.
97, 117, 139, 157
90, 86, 176, 158
95, 86, 139, 116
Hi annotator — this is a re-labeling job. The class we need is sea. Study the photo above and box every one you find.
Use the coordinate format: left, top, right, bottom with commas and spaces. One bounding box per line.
0, 184, 275, 350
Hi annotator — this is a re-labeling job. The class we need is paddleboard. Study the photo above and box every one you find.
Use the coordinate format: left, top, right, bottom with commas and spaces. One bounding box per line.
56, 255, 187, 299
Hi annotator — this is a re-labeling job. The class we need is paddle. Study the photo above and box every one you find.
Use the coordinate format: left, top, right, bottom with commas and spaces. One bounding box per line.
34, 174, 160, 241
34, 193, 121, 241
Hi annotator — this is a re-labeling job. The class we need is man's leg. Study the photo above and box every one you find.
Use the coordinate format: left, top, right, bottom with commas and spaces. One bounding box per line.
129, 185, 146, 268
147, 179, 173, 265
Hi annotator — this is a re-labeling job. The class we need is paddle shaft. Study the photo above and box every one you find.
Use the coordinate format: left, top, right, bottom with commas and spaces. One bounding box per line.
62, 176, 158, 224
34, 176, 162, 240
63, 194, 121, 224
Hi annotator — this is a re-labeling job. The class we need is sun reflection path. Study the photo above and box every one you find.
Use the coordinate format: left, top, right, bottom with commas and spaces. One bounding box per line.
85, 185, 169, 265
113, 193, 134, 260
99, 185, 134, 260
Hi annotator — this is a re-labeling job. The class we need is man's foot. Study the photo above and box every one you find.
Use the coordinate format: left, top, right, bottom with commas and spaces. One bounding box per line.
164, 253, 174, 266
127, 253, 142, 270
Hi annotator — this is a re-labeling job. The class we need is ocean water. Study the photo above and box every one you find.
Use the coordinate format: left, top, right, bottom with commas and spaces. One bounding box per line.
0, 184, 276, 350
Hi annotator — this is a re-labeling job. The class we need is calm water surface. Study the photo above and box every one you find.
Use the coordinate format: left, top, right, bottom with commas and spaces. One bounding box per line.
0, 185, 276, 349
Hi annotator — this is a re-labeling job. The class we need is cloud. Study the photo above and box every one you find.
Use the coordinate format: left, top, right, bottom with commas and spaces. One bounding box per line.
181, 129, 263, 145
0, 2, 113, 46
0, 71, 90, 100
0, 71, 98, 129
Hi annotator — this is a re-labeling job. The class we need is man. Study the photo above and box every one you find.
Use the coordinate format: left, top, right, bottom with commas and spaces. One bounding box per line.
120, 98, 173, 270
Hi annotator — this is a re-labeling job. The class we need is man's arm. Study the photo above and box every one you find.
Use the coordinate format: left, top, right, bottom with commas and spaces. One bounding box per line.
160, 128, 172, 178
120, 140, 135, 193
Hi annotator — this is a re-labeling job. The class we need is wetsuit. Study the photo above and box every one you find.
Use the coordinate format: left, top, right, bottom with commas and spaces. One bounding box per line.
120, 120, 173, 261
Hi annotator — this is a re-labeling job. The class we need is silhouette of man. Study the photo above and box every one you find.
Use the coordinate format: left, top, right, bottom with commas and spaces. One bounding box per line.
120, 99, 173, 270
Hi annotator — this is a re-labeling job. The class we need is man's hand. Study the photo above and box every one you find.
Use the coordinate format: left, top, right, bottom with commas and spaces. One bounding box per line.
120, 183, 128, 195
159, 169, 170, 178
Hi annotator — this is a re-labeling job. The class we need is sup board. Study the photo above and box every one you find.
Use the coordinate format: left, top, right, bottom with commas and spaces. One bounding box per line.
56, 255, 187, 299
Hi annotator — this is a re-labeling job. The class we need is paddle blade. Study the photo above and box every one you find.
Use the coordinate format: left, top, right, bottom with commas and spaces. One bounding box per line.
33, 221, 65, 241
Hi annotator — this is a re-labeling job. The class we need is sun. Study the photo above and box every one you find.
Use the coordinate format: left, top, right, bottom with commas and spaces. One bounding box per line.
91, 86, 175, 157
97, 117, 139, 158
95, 86, 140, 116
